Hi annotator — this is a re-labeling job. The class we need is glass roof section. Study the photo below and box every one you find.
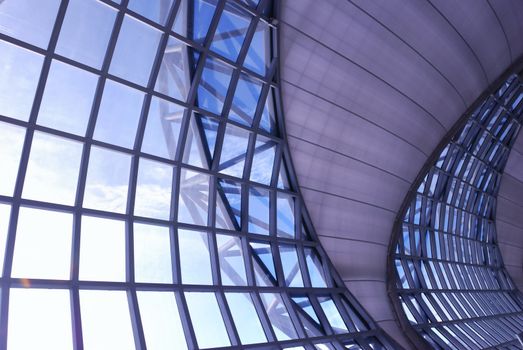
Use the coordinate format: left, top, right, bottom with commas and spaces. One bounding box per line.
0, 0, 398, 349
390, 74, 523, 349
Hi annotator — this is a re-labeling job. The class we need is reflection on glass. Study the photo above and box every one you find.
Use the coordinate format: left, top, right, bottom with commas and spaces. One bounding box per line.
219, 124, 250, 177
225, 292, 267, 344
0, 204, 10, 274
94, 79, 144, 148
83, 146, 131, 213
80, 216, 125, 282
250, 135, 276, 185
128, 0, 174, 25
260, 292, 298, 340
8, 288, 72, 350
155, 37, 191, 101
23, 132, 83, 205
137, 291, 188, 350
230, 73, 262, 126
134, 158, 173, 219
142, 96, 185, 160
185, 292, 231, 348
80, 290, 135, 349
277, 193, 295, 238
197, 56, 233, 115
0, 40, 43, 121
110, 15, 162, 86
260, 87, 277, 134
280, 244, 304, 287
38, 60, 98, 135
210, 2, 251, 62
134, 223, 173, 283
248, 187, 270, 235
178, 169, 209, 225
0, 0, 60, 48
56, 0, 116, 68
217, 234, 247, 285
178, 229, 212, 284
244, 19, 271, 76
12, 207, 72, 280
0, 122, 25, 196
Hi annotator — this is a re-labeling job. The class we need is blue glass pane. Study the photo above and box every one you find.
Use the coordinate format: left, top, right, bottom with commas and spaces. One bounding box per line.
210, 2, 251, 62
110, 15, 162, 86
244, 20, 270, 76
229, 73, 262, 126
0, 41, 44, 121
218, 179, 242, 228
185, 0, 217, 43
56, 0, 117, 69
0, 0, 60, 49
128, 0, 174, 25
94, 79, 144, 148
197, 57, 233, 115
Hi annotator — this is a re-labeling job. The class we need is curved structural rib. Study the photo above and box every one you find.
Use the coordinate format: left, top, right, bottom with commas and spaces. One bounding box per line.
0, 0, 396, 349
390, 70, 523, 349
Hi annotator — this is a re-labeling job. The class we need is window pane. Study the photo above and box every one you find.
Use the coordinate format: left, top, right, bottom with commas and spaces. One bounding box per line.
128, 0, 174, 25
155, 37, 191, 101
197, 56, 233, 115
178, 0, 217, 43
219, 124, 250, 178
225, 292, 267, 344
110, 15, 162, 86
251, 241, 276, 286
80, 216, 126, 281
229, 73, 262, 126
12, 207, 72, 280
182, 114, 211, 169
250, 135, 276, 185
178, 169, 209, 225
8, 288, 72, 350
0, 40, 43, 121
318, 297, 348, 334
210, 2, 251, 62
134, 158, 173, 219
248, 187, 270, 235
185, 292, 230, 348
279, 244, 304, 287
277, 193, 295, 238
134, 223, 172, 283
0, 204, 11, 275
141, 96, 184, 160
178, 229, 212, 285
217, 179, 241, 228
94, 79, 144, 148
0, 0, 60, 48
38, 60, 98, 135
80, 290, 135, 349
23, 132, 83, 205
260, 293, 298, 340
305, 248, 327, 288
56, 0, 117, 68
137, 291, 187, 350
83, 146, 131, 213
0, 122, 25, 196
217, 234, 247, 286
244, 19, 271, 76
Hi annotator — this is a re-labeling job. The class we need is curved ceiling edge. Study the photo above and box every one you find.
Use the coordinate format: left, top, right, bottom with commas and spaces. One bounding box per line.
388, 58, 523, 349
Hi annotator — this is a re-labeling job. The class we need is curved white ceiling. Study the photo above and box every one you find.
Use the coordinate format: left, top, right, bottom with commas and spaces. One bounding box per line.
279, 0, 523, 348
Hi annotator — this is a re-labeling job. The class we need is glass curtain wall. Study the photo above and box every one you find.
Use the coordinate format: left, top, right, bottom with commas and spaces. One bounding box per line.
0, 0, 396, 349
391, 74, 523, 349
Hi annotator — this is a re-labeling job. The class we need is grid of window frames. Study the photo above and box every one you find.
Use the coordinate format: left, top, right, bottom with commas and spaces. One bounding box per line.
391, 74, 523, 349
0, 0, 397, 349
